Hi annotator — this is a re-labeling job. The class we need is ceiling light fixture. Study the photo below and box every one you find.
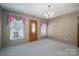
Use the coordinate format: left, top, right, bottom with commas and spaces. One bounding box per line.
44, 4, 54, 18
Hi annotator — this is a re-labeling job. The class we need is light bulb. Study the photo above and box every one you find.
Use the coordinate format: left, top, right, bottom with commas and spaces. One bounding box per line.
48, 11, 51, 15
51, 12, 54, 15
50, 14, 53, 17
44, 13, 48, 17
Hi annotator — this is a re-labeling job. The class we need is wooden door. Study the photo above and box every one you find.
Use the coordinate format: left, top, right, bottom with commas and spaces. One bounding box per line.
29, 20, 37, 41
77, 16, 79, 47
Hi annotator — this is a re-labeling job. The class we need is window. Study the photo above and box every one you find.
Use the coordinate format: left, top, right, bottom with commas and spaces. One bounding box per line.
41, 21, 47, 36
32, 22, 36, 33
8, 15, 25, 40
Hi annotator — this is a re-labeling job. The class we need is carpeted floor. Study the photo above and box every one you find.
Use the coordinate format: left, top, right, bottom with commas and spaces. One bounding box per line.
0, 39, 79, 56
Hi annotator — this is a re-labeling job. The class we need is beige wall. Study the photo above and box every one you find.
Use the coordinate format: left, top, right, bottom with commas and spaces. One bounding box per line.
0, 8, 1, 48
47, 12, 79, 46
1, 8, 42, 47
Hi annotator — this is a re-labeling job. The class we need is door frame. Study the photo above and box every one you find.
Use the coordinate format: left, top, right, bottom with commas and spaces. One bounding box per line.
77, 16, 79, 47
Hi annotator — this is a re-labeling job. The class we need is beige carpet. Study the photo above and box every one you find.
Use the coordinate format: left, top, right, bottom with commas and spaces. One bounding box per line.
0, 39, 79, 56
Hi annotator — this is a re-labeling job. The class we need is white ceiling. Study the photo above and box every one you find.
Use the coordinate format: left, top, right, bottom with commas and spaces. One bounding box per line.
0, 3, 79, 19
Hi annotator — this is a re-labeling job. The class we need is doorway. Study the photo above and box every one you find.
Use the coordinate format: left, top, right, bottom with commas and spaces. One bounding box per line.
29, 20, 37, 41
